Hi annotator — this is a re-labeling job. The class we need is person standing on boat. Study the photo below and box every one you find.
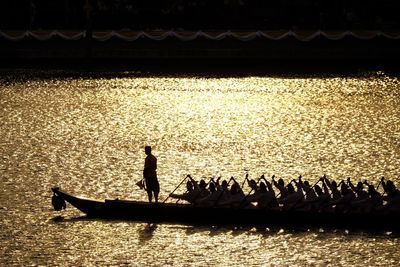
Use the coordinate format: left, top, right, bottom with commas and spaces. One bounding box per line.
143, 146, 159, 203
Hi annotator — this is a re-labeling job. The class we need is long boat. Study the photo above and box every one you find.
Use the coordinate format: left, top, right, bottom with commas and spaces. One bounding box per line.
51, 187, 400, 232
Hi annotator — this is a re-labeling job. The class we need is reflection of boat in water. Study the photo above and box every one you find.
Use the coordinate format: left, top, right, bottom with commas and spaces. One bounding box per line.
51, 187, 400, 232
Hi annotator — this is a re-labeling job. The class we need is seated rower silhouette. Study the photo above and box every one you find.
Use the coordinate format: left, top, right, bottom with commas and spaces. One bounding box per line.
381, 177, 400, 212
169, 180, 198, 204
196, 182, 219, 207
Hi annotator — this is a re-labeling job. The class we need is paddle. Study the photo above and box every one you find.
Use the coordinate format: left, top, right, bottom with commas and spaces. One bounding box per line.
162, 174, 190, 203
376, 176, 384, 191
241, 173, 249, 189
175, 174, 199, 204
322, 175, 341, 197
321, 175, 334, 199
363, 177, 384, 202
309, 175, 323, 193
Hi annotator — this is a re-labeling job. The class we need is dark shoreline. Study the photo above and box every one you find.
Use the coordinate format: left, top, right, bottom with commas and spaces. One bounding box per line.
1, 31, 400, 76
1, 58, 399, 79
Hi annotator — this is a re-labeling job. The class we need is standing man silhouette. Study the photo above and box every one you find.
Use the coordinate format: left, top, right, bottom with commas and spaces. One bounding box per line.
143, 146, 159, 203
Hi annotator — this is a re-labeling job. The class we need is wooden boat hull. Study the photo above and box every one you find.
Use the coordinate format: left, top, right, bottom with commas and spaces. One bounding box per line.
52, 187, 400, 231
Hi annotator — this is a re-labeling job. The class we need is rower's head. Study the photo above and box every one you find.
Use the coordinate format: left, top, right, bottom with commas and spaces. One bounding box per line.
368, 184, 376, 195
340, 183, 349, 194
259, 182, 267, 193
230, 183, 238, 194
221, 180, 228, 189
186, 181, 194, 191
356, 182, 363, 191
331, 180, 338, 188
304, 181, 310, 187
209, 182, 216, 192
287, 183, 295, 194
145, 146, 152, 155
386, 180, 396, 193
278, 178, 284, 187
199, 179, 206, 189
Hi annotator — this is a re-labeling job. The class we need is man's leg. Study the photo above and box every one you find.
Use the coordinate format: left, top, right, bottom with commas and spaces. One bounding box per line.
147, 189, 153, 203
154, 179, 160, 203
154, 191, 159, 203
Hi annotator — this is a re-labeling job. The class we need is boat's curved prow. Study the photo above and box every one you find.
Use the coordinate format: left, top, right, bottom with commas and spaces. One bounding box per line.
51, 187, 106, 217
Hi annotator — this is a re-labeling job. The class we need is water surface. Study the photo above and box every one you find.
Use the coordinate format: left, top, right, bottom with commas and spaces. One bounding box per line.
1, 69, 400, 266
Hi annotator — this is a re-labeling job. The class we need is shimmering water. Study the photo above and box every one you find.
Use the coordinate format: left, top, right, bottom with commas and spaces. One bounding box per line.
1, 69, 400, 266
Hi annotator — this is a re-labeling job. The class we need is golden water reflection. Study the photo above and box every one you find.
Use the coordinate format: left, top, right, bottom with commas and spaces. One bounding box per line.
1, 70, 400, 266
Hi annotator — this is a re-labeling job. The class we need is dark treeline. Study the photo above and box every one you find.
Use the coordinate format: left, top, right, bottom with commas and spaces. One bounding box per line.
1, 0, 399, 31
